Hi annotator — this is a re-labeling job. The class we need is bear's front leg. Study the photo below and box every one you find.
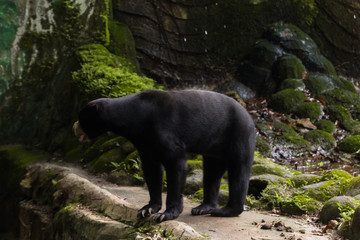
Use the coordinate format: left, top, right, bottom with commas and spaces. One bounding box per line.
138, 158, 163, 218
151, 157, 187, 222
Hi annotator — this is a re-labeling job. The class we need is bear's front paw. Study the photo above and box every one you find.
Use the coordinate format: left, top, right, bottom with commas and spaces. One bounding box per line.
150, 207, 182, 222
137, 203, 162, 218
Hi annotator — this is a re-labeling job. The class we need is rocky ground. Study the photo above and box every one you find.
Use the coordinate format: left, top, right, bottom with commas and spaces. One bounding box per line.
18, 162, 341, 240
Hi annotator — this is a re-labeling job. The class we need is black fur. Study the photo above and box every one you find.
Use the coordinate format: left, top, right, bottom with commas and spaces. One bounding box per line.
78, 89, 255, 221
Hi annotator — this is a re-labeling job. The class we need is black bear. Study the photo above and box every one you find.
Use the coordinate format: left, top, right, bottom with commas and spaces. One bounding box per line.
74, 89, 255, 221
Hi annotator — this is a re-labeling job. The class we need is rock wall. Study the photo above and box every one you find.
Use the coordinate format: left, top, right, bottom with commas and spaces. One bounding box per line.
113, 0, 360, 87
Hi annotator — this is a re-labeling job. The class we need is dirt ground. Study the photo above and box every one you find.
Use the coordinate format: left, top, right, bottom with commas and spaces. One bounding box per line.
101, 184, 338, 240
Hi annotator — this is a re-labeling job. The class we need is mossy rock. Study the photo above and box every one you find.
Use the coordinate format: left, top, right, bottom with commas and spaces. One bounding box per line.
321, 89, 360, 108
339, 135, 360, 153
273, 55, 306, 82
246, 39, 283, 70
275, 132, 311, 151
249, 174, 291, 198
303, 129, 336, 150
272, 120, 297, 135
303, 52, 336, 76
339, 205, 360, 240
256, 122, 276, 138
269, 89, 306, 114
264, 22, 317, 56
279, 78, 305, 91
327, 105, 360, 133
258, 183, 290, 210
316, 119, 336, 134
351, 105, 360, 120
184, 170, 203, 195
107, 20, 140, 73
252, 161, 300, 178
321, 169, 354, 182
345, 176, 360, 196
290, 174, 322, 187
255, 137, 272, 157
294, 101, 322, 121
0, 145, 48, 193
281, 194, 322, 215
72, 43, 159, 100
301, 180, 342, 201
320, 196, 359, 224
332, 76, 357, 93
304, 73, 335, 97
88, 148, 126, 173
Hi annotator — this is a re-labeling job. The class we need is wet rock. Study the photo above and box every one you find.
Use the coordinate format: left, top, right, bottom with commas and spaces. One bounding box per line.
320, 196, 358, 224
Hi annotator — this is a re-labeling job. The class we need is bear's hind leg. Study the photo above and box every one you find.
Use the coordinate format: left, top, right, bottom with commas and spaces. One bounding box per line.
211, 137, 254, 217
191, 156, 226, 215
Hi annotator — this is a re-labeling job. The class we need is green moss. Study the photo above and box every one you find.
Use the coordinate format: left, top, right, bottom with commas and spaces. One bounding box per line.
305, 73, 335, 97
316, 119, 336, 133
281, 194, 322, 215
280, 78, 305, 91
270, 89, 307, 114
0, 145, 48, 193
187, 160, 203, 172
273, 120, 297, 135
281, 132, 311, 148
255, 137, 271, 157
328, 105, 359, 133
303, 129, 336, 150
303, 180, 343, 201
294, 101, 322, 121
332, 76, 357, 93
321, 169, 353, 193
54, 204, 77, 223
88, 148, 125, 173
274, 55, 306, 82
339, 135, 360, 153
321, 89, 360, 108
289, 174, 322, 187
252, 161, 300, 178
72, 44, 160, 100
107, 20, 139, 72
292, 0, 318, 25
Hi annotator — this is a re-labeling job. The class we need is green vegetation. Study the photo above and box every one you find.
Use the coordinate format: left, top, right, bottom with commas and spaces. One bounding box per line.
294, 101, 322, 121
339, 135, 360, 153
303, 129, 336, 150
72, 44, 159, 100
316, 119, 336, 133
269, 89, 306, 114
